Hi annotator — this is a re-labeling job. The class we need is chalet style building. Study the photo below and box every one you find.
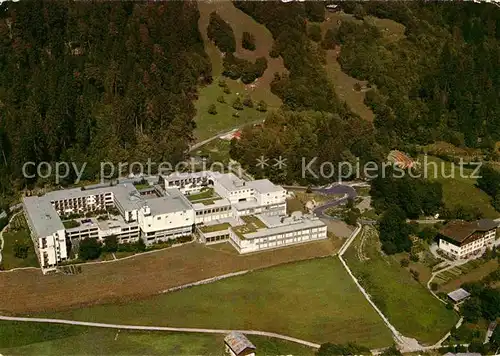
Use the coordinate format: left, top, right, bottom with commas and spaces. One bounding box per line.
438, 219, 498, 259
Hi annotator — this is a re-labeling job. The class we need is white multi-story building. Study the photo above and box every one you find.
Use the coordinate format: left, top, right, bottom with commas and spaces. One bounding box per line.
229, 212, 327, 254
23, 171, 310, 273
197, 212, 328, 254
23, 184, 195, 273
438, 219, 498, 260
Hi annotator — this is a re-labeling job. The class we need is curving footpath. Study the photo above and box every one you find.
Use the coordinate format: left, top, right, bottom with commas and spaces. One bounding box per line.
0, 315, 320, 349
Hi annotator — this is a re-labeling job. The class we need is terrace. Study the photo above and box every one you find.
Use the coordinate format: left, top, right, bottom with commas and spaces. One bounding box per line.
233, 215, 267, 239
199, 223, 231, 234
186, 188, 216, 202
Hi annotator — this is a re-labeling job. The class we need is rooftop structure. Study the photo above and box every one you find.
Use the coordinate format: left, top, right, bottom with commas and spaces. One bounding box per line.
224, 332, 256, 356
447, 288, 471, 303
439, 219, 498, 244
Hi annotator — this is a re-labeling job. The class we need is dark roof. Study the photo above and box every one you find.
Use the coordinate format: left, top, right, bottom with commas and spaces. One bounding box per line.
439, 219, 498, 243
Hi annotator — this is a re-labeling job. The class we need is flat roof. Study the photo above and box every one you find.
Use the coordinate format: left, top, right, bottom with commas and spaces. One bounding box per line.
23, 196, 64, 237
247, 179, 284, 194
243, 214, 325, 240
141, 189, 192, 215
447, 288, 471, 302
191, 198, 231, 210
162, 171, 210, 181
215, 173, 247, 192
439, 219, 498, 244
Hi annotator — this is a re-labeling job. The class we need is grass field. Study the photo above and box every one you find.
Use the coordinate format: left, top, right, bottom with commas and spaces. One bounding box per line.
344, 226, 458, 344
0, 321, 315, 356
47, 257, 393, 348
419, 155, 498, 219
194, 1, 283, 141
0, 238, 341, 315
1, 216, 39, 270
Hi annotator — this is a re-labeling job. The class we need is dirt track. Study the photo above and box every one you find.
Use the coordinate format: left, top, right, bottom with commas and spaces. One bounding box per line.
0, 239, 339, 315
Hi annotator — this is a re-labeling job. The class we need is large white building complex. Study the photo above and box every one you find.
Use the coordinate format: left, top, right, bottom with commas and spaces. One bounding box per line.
24, 171, 327, 273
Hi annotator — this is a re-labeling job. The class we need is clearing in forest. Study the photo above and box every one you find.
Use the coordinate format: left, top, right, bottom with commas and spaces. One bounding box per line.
194, 1, 284, 141
319, 11, 406, 122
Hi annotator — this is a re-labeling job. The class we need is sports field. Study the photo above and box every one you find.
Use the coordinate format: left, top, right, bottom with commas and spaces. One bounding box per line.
344, 226, 458, 345
47, 257, 393, 348
0, 238, 340, 315
0, 321, 315, 355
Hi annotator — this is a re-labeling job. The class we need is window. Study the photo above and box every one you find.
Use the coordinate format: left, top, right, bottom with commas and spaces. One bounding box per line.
157, 216, 161, 220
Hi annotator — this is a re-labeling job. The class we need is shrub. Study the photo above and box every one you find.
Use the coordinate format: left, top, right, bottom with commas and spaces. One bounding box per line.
78, 238, 102, 261
409, 252, 419, 262
400, 258, 410, 267
243, 96, 253, 108
410, 269, 420, 281
232, 97, 244, 110
218, 79, 227, 87
223, 86, 231, 94
208, 104, 217, 115
216, 95, 225, 103
430, 282, 438, 291
242, 31, 256, 51
103, 235, 118, 253
256, 100, 267, 112
232, 111, 240, 118
13, 240, 30, 259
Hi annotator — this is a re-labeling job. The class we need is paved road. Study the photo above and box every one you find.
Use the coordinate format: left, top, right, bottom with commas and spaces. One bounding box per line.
313, 184, 357, 219
189, 119, 265, 152
0, 315, 320, 349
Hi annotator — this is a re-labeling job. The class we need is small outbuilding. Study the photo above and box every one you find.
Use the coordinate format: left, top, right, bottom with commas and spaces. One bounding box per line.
447, 288, 471, 304
224, 331, 256, 356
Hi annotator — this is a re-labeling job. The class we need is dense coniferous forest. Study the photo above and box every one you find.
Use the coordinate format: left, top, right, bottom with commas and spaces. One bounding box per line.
0, 1, 210, 198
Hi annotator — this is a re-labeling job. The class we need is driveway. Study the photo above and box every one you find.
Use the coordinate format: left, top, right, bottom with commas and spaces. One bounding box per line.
313, 184, 357, 219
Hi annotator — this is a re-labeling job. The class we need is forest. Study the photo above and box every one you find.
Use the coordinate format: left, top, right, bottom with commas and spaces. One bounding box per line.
1, 1, 500, 211
0, 1, 210, 199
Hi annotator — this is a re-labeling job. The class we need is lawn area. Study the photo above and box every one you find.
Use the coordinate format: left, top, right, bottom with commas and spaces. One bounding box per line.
47, 257, 393, 348
199, 222, 231, 233
0, 321, 315, 356
1, 216, 38, 270
62, 219, 80, 229
344, 225, 458, 344
193, 139, 232, 166
186, 188, 215, 201
419, 155, 499, 219
286, 198, 305, 214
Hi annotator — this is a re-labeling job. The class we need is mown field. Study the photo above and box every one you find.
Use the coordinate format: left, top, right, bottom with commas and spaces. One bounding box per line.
344, 226, 458, 344
46, 257, 393, 348
420, 155, 499, 219
0, 239, 340, 315
0, 321, 315, 356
